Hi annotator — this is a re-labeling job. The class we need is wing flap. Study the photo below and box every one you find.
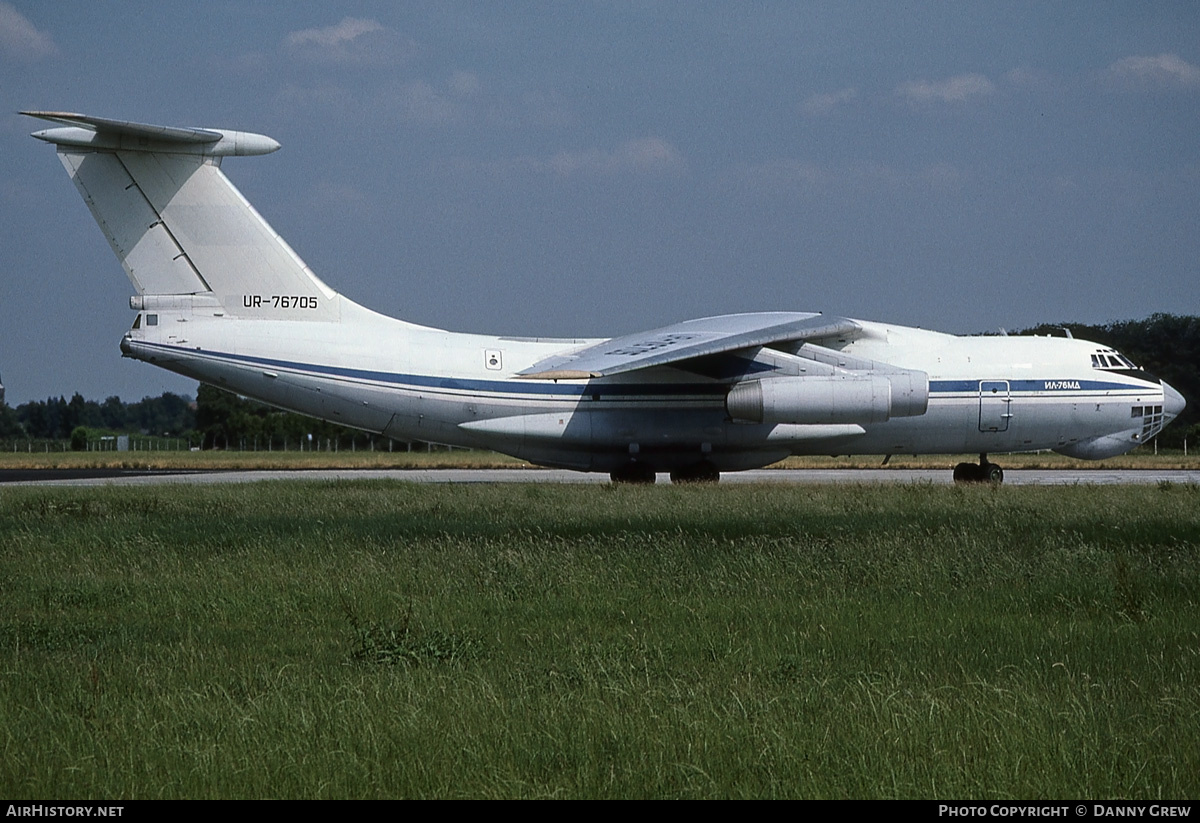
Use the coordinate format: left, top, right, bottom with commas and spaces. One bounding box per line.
517, 312, 860, 379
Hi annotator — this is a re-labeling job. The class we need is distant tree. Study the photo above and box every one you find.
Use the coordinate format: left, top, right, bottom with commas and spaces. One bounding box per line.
66, 393, 89, 433
195, 384, 242, 448
100, 395, 126, 430
0, 402, 23, 438
70, 426, 88, 451
16, 397, 61, 438
130, 392, 194, 435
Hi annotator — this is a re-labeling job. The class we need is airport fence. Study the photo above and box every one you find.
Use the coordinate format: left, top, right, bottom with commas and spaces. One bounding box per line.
1, 437, 192, 453
0, 436, 467, 454
196, 435, 466, 453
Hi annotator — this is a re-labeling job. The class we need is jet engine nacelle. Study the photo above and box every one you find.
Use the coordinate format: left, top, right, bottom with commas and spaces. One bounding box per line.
726, 371, 929, 425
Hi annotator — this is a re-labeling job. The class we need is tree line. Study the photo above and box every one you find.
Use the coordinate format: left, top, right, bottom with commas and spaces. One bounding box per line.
0, 392, 193, 441
0, 387, 396, 451
1, 313, 1197, 449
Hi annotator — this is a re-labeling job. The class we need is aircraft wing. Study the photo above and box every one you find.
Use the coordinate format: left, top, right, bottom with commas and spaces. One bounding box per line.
517, 312, 860, 379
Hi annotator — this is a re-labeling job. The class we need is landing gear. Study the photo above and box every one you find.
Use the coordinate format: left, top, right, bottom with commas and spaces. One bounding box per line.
983, 462, 1004, 484
610, 462, 657, 484
953, 454, 1004, 484
670, 461, 721, 484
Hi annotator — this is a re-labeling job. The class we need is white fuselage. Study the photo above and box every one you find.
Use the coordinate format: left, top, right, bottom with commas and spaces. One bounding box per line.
121, 297, 1178, 473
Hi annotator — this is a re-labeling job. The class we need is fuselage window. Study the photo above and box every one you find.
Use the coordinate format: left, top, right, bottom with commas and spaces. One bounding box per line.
147, 314, 158, 326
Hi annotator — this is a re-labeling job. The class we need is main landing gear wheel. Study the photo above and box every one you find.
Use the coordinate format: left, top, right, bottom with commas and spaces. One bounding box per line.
610, 462, 657, 484
953, 454, 1004, 484
669, 461, 721, 484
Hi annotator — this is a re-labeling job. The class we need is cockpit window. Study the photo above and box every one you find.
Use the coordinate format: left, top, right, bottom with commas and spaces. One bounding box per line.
1092, 349, 1139, 371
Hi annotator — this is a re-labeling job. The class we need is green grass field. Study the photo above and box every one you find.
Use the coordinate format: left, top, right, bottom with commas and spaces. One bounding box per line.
1, 481, 1197, 798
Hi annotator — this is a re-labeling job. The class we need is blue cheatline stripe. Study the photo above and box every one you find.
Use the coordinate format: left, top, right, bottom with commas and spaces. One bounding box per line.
930, 379, 1157, 393
133, 341, 729, 400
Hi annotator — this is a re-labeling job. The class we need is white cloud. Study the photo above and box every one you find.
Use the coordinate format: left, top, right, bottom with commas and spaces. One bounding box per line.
287, 17, 382, 48
274, 82, 351, 112
544, 137, 684, 177
802, 88, 857, 116
380, 75, 483, 125
896, 73, 995, 104
732, 160, 963, 195
1107, 53, 1200, 88
0, 2, 57, 62
284, 17, 415, 65
444, 138, 685, 179
274, 71, 569, 131
736, 160, 829, 188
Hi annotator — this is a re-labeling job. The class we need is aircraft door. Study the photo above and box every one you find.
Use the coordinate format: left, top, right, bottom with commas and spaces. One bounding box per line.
978, 381, 1012, 432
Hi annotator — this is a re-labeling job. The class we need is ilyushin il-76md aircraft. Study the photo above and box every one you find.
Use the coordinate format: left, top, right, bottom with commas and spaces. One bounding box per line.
25, 111, 1186, 483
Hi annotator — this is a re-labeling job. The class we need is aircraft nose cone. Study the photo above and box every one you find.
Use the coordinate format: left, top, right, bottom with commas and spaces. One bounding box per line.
1162, 380, 1186, 419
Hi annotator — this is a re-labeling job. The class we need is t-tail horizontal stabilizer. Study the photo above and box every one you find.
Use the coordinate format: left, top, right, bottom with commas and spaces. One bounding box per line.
24, 111, 281, 156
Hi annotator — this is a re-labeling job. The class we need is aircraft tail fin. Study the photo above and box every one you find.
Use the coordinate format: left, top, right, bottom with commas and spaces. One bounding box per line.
25, 111, 341, 321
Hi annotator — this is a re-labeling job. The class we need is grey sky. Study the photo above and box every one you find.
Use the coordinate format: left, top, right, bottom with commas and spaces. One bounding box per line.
2, 2, 1197, 404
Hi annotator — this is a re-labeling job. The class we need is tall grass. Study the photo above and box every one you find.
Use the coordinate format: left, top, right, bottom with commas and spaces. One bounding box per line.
1, 481, 1197, 797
